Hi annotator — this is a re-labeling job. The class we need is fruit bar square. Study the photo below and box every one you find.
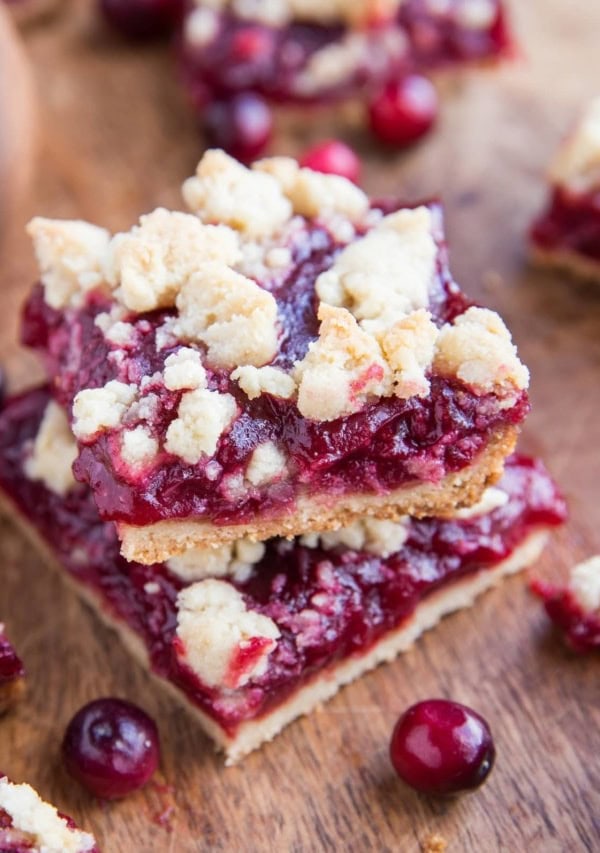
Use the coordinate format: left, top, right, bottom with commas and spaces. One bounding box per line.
23, 152, 529, 564
0, 387, 565, 762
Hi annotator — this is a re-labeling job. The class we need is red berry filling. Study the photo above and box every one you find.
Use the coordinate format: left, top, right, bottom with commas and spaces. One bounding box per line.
0, 387, 566, 735
530, 187, 600, 264
0, 629, 24, 686
21, 204, 528, 530
530, 579, 600, 653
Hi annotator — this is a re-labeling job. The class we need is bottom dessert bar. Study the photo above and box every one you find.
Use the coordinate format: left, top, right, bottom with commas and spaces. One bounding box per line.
0, 388, 566, 763
0, 774, 98, 853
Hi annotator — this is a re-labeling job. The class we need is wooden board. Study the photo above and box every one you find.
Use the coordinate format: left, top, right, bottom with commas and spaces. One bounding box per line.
1, 1, 599, 850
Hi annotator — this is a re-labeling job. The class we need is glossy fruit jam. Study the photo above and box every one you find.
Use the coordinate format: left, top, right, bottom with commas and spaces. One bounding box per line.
530, 580, 600, 653
0, 628, 24, 686
21, 205, 528, 529
179, 0, 511, 107
530, 187, 600, 262
0, 387, 565, 733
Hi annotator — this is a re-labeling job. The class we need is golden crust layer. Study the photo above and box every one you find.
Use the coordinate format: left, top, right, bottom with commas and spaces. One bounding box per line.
119, 424, 519, 564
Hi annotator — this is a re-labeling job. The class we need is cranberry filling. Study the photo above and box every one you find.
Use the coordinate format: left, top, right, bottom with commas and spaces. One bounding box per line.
21, 205, 528, 529
179, 0, 511, 109
0, 388, 566, 734
0, 629, 24, 686
530, 580, 600, 653
530, 187, 600, 262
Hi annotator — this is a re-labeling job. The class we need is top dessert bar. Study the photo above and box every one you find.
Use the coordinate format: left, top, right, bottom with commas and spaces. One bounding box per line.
530, 96, 600, 281
180, 0, 513, 106
23, 150, 529, 564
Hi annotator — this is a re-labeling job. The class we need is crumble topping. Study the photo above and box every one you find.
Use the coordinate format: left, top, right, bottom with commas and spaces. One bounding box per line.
23, 401, 77, 496
254, 156, 369, 223
182, 150, 292, 239
550, 97, 600, 192
174, 263, 279, 368
452, 486, 508, 519
316, 207, 436, 334
163, 347, 207, 391
294, 304, 390, 421
175, 579, 280, 689
231, 364, 297, 400
72, 380, 137, 440
26, 217, 110, 310
569, 556, 600, 613
185, 6, 220, 47
434, 307, 530, 398
192, 0, 402, 27
454, 0, 497, 29
0, 777, 96, 853
245, 441, 288, 486
167, 540, 265, 583
165, 388, 238, 463
121, 425, 159, 470
379, 309, 439, 399
106, 208, 240, 313
301, 516, 409, 557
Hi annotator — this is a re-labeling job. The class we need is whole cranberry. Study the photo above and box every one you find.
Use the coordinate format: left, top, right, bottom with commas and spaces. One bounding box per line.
204, 93, 273, 163
390, 699, 495, 795
368, 75, 438, 147
300, 140, 361, 183
99, 0, 185, 40
62, 698, 160, 799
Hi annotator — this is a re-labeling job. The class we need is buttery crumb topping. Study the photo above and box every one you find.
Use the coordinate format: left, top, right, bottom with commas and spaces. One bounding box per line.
72, 380, 137, 441
231, 364, 297, 400
165, 388, 238, 464
175, 579, 280, 689
191, 0, 402, 28
569, 555, 600, 613
550, 97, 600, 192
0, 776, 96, 853
24, 400, 77, 496
167, 540, 266, 583
300, 516, 409, 557
245, 441, 288, 486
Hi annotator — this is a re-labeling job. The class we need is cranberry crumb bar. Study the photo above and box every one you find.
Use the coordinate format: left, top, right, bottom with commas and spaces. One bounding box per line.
531, 556, 600, 653
530, 97, 600, 281
0, 624, 25, 714
0, 774, 98, 853
180, 0, 513, 108
23, 152, 530, 564
0, 387, 565, 763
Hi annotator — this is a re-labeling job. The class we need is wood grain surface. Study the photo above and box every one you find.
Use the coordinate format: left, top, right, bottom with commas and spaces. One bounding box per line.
0, 2, 599, 851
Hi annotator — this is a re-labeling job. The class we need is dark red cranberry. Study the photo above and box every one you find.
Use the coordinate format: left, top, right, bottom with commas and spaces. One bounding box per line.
62, 698, 160, 799
368, 75, 438, 147
300, 140, 361, 183
99, 0, 185, 40
390, 699, 495, 795
204, 93, 273, 163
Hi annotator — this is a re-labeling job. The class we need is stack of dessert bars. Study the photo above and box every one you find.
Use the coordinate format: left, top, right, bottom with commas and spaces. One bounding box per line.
0, 151, 565, 763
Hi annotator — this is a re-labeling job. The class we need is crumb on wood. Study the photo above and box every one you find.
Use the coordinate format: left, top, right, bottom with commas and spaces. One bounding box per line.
421, 833, 448, 853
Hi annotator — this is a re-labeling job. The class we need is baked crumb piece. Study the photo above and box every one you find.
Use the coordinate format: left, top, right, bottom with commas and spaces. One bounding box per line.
549, 96, 600, 193
107, 207, 240, 313
231, 364, 297, 400
254, 156, 369, 222
315, 206, 436, 333
245, 441, 288, 486
121, 426, 159, 470
163, 347, 207, 391
0, 776, 96, 853
452, 486, 508, 519
167, 539, 265, 583
26, 217, 110, 310
24, 400, 77, 496
379, 309, 439, 399
182, 149, 292, 238
72, 380, 137, 440
300, 516, 409, 557
175, 579, 280, 689
175, 263, 279, 368
569, 556, 600, 612
165, 388, 238, 463
434, 307, 529, 398
192, 0, 401, 28
294, 304, 390, 421
421, 833, 448, 853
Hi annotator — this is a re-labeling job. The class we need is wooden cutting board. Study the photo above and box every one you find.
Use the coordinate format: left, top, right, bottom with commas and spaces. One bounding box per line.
0, 2, 599, 851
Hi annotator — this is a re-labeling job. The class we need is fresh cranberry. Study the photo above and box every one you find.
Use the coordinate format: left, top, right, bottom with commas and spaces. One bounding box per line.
204, 93, 273, 163
390, 699, 495, 795
99, 0, 185, 40
300, 140, 361, 183
62, 698, 160, 799
368, 75, 438, 147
